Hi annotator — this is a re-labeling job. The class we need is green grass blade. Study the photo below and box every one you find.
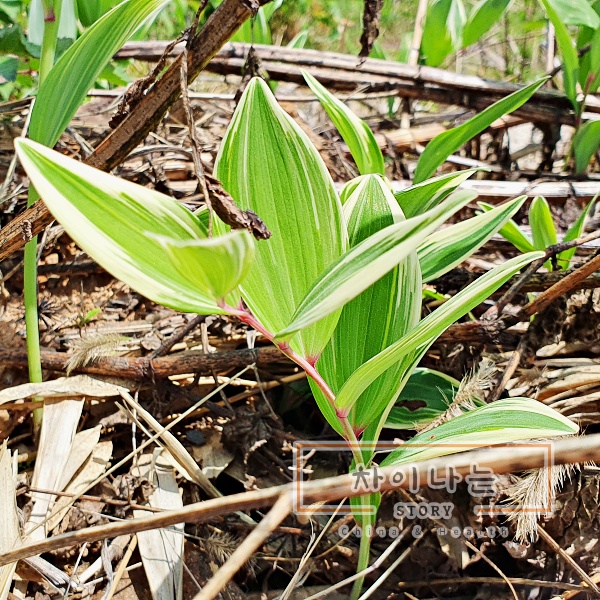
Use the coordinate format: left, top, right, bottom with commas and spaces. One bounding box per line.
303, 71, 385, 176
275, 190, 476, 343
557, 194, 597, 268
573, 121, 600, 174
215, 77, 346, 359
421, 0, 466, 67
310, 175, 422, 433
463, 0, 511, 48
29, 0, 169, 147
540, 0, 579, 110
478, 201, 535, 253
529, 196, 557, 250
547, 0, 600, 27
419, 196, 526, 282
335, 252, 544, 412
414, 78, 547, 183
15, 138, 226, 314
381, 398, 577, 466
395, 168, 480, 217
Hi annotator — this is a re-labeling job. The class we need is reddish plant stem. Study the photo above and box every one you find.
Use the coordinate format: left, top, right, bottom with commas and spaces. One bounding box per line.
222, 301, 364, 466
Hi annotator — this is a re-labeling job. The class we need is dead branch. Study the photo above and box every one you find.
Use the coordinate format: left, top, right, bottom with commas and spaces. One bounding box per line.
115, 42, 600, 125
0, 346, 285, 380
2, 433, 600, 568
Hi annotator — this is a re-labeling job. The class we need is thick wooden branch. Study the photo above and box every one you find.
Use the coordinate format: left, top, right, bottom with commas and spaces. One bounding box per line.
116, 41, 600, 125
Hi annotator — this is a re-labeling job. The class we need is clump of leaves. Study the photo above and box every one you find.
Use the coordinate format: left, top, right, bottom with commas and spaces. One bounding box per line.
15, 75, 577, 599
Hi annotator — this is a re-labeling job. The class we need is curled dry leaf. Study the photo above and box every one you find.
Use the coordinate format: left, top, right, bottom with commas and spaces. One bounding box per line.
26, 398, 85, 541
0, 375, 127, 405
134, 451, 184, 600
205, 173, 271, 240
359, 0, 384, 58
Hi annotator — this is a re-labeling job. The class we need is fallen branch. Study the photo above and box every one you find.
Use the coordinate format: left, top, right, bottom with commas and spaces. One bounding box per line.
0, 346, 285, 380
115, 42, 600, 125
2, 433, 600, 568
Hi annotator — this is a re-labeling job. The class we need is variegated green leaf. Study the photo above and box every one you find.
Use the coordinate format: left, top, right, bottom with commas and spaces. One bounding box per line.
479, 201, 535, 253
151, 229, 255, 301
15, 138, 225, 314
335, 252, 544, 413
385, 368, 461, 429
275, 190, 477, 343
29, 0, 169, 148
395, 168, 479, 217
310, 175, 422, 433
381, 398, 577, 466
215, 77, 346, 359
419, 196, 526, 282
303, 70, 385, 176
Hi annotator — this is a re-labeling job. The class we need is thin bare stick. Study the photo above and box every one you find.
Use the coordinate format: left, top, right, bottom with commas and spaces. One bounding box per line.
537, 526, 600, 596
358, 533, 422, 600
464, 539, 518, 600
193, 494, 293, 600
305, 526, 413, 600
103, 535, 138, 600
4, 434, 600, 567
521, 251, 600, 318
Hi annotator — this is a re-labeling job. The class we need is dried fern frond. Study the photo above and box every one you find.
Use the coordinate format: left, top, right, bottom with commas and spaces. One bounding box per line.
419, 359, 497, 433
66, 333, 130, 375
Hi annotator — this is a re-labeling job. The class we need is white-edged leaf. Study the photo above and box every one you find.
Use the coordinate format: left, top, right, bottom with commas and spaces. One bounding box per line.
29, 0, 169, 147
335, 252, 544, 412
479, 201, 535, 253
215, 77, 346, 359
310, 175, 422, 433
418, 196, 526, 281
385, 368, 461, 429
381, 398, 577, 466
303, 70, 385, 176
395, 168, 480, 217
151, 229, 255, 301
15, 138, 223, 314
275, 189, 477, 343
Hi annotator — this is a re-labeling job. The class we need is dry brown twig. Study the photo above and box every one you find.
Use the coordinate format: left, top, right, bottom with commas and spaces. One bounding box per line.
3, 434, 600, 570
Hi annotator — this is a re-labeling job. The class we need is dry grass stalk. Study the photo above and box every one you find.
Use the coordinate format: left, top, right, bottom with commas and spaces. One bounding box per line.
419, 359, 496, 433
